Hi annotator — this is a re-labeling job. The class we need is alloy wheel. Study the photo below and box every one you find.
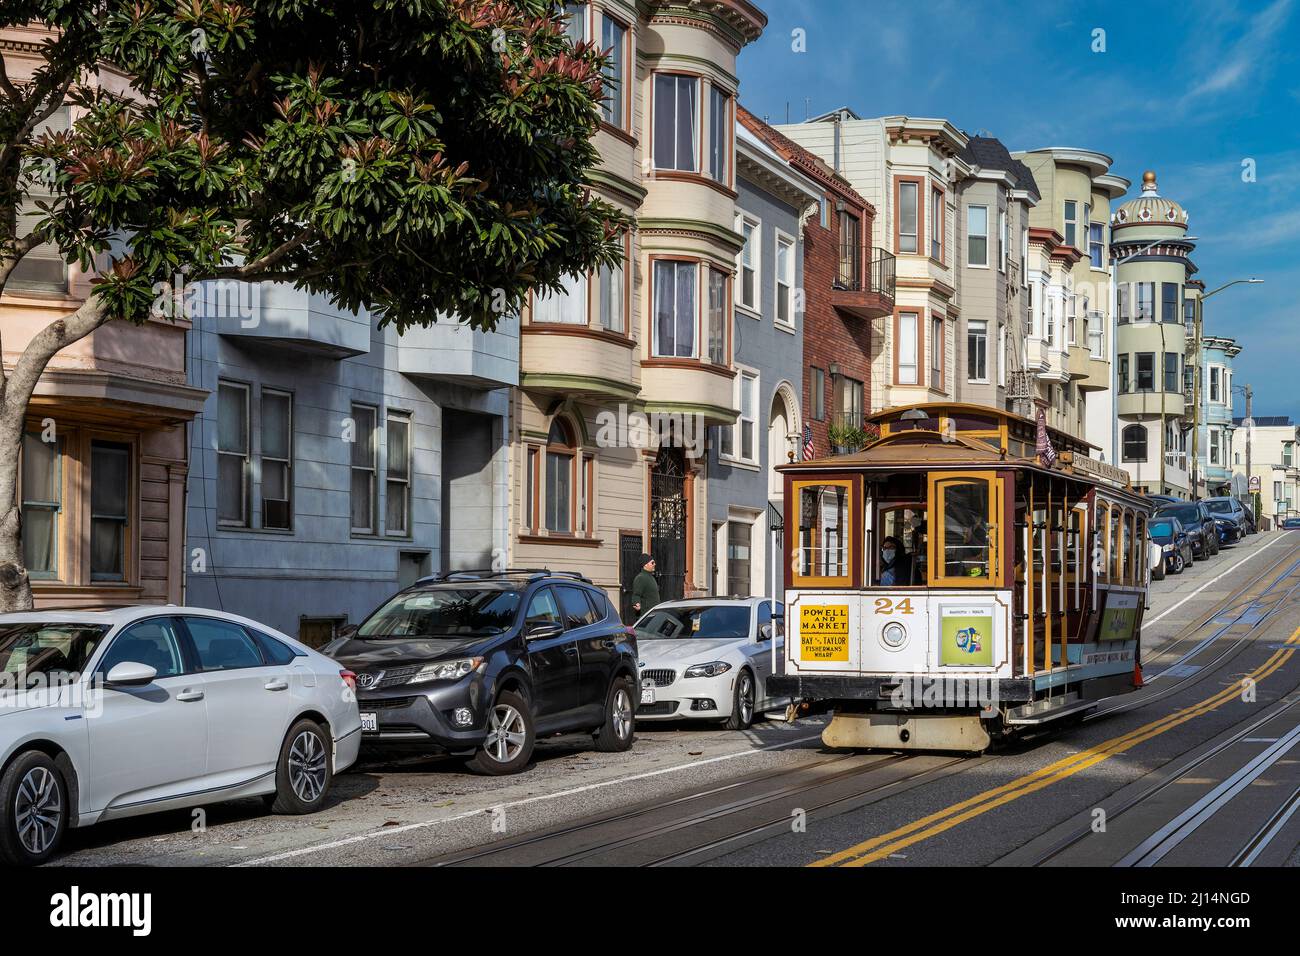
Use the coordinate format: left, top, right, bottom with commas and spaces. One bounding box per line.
486, 703, 527, 763
14, 766, 61, 857
611, 687, 633, 740
288, 730, 328, 803
739, 672, 754, 724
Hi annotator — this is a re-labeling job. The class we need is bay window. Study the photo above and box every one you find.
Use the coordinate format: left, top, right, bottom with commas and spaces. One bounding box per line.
350, 403, 378, 534
260, 388, 293, 530
653, 74, 698, 172
930, 187, 944, 260
708, 86, 730, 183
533, 272, 588, 324
967, 205, 988, 266
707, 266, 727, 364
218, 381, 250, 526
898, 180, 918, 254
599, 13, 626, 128
90, 441, 129, 581
21, 431, 61, 578
968, 320, 988, 382
897, 311, 918, 385
653, 259, 697, 357
385, 413, 411, 536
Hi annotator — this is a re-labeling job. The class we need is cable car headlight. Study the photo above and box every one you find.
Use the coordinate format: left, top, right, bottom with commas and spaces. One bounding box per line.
881, 621, 907, 648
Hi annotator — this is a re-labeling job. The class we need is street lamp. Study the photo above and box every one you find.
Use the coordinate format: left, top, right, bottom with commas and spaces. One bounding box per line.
1189, 278, 1263, 499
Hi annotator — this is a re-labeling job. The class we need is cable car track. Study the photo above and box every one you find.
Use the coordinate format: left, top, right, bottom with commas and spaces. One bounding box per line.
420, 750, 971, 867
1016, 694, 1300, 867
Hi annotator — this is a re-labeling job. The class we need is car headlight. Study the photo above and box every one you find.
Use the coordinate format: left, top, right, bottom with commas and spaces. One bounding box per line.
683, 661, 732, 679
1162, 544, 1174, 553
407, 657, 484, 685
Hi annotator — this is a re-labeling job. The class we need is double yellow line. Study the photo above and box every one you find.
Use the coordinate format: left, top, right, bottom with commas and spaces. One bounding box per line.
812, 627, 1300, 867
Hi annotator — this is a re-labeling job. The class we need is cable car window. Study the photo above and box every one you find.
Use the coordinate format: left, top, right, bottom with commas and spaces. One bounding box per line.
929, 472, 999, 587
793, 480, 854, 587
1110, 506, 1122, 582
877, 505, 926, 586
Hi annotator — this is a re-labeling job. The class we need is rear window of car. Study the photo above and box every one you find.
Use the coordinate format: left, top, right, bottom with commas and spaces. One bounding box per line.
250, 629, 302, 665
360, 588, 522, 638
1204, 500, 1234, 514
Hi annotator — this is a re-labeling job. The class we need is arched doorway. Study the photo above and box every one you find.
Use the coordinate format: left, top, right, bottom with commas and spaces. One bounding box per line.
650, 446, 688, 602
768, 383, 800, 501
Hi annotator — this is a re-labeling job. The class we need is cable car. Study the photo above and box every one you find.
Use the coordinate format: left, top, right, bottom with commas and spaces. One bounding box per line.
768, 402, 1152, 752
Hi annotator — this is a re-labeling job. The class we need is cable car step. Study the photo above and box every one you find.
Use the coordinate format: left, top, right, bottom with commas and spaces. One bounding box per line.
1004, 697, 1097, 726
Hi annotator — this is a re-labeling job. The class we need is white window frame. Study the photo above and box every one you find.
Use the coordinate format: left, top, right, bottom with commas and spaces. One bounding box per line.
774, 229, 796, 328
350, 403, 379, 535
966, 204, 989, 268
652, 259, 699, 358
721, 367, 759, 466
736, 214, 760, 314
967, 319, 989, 383
1063, 200, 1078, 249
217, 381, 250, 528
997, 323, 1007, 388
898, 181, 918, 254
260, 387, 293, 531
533, 272, 589, 325
384, 411, 412, 538
708, 84, 730, 185
652, 73, 699, 173
999, 209, 1008, 273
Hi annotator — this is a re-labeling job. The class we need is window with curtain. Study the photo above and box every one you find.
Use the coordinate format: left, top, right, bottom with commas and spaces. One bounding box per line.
533, 272, 588, 324
1135, 282, 1154, 321
708, 86, 729, 183
598, 243, 625, 333
350, 404, 378, 534
386, 413, 411, 536
707, 267, 726, 364
836, 376, 863, 427
545, 419, 575, 533
897, 312, 918, 384
563, 2, 586, 43
261, 389, 292, 530
599, 14, 626, 128
90, 441, 130, 581
653, 260, 697, 357
21, 431, 61, 578
931, 316, 943, 388
838, 212, 860, 288
653, 73, 698, 172
898, 181, 918, 254
217, 382, 249, 526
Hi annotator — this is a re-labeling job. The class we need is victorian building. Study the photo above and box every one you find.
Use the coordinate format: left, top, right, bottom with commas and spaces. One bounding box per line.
1109, 171, 1197, 496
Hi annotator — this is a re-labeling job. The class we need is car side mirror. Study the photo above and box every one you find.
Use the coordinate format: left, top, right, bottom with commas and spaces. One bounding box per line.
105, 661, 157, 687
526, 621, 564, 642
336, 623, 359, 640
758, 622, 773, 642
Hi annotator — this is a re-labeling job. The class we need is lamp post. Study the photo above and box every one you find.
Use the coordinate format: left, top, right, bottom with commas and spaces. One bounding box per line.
1230, 381, 1253, 511
1190, 278, 1264, 500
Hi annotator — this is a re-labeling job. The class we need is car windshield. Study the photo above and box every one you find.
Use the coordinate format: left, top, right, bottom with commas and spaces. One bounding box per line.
1150, 521, 1174, 537
636, 604, 751, 640
1204, 500, 1233, 514
1159, 505, 1199, 524
0, 623, 109, 688
358, 589, 522, 638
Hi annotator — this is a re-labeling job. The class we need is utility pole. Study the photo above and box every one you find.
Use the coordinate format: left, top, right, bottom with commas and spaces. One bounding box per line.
1245, 383, 1253, 511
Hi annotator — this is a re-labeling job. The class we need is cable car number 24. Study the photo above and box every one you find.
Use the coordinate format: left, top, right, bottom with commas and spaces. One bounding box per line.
874, 597, 916, 615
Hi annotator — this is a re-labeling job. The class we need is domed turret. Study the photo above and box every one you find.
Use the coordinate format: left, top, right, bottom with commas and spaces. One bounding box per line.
1111, 170, 1188, 228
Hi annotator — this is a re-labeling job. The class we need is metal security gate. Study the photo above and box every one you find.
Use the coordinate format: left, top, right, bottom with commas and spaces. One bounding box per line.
618, 532, 643, 624
650, 447, 687, 602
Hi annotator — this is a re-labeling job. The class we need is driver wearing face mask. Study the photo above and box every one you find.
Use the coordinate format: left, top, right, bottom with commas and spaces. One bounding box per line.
879, 535, 913, 586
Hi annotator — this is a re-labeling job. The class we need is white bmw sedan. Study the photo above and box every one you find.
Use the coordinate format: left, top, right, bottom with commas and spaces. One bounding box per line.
0, 605, 361, 865
633, 597, 787, 730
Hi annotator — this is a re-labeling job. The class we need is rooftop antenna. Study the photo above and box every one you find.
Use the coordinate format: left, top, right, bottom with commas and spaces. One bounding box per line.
804, 97, 810, 121
785, 101, 789, 124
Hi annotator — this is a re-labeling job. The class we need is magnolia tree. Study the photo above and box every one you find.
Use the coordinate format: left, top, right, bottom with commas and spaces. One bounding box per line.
0, 0, 625, 610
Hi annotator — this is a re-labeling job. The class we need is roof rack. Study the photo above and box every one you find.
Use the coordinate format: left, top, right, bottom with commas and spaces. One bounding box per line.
413, 568, 593, 586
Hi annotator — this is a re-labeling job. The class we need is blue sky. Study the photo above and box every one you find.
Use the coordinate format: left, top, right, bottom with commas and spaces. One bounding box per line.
737, 0, 1299, 422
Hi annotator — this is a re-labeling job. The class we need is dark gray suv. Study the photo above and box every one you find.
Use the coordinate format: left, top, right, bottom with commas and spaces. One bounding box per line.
323, 570, 639, 775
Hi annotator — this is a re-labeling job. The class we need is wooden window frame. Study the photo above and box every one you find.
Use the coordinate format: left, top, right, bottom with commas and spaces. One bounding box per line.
926, 470, 1002, 588
350, 402, 379, 536
597, 9, 632, 133
894, 309, 923, 386
894, 176, 924, 256
789, 478, 858, 589
930, 313, 945, 392
929, 183, 946, 264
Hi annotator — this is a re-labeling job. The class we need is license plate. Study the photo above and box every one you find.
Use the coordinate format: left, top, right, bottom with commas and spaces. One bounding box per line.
360, 712, 378, 732
639, 683, 656, 705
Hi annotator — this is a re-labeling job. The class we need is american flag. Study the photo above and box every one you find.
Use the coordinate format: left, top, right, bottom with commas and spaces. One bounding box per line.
802, 424, 815, 461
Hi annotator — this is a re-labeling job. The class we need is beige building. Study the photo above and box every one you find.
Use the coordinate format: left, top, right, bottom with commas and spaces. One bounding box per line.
1012, 149, 1128, 454
776, 111, 967, 412
3, 24, 204, 605
1231, 417, 1299, 524
512, 0, 766, 616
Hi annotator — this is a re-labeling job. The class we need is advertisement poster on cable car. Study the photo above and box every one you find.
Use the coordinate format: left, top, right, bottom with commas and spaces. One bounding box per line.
1099, 591, 1141, 642
939, 605, 993, 666
800, 604, 851, 662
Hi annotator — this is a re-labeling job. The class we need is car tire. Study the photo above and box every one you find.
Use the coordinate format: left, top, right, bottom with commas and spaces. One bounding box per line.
1173, 551, 1186, 574
593, 676, 636, 753
724, 668, 756, 731
466, 690, 535, 775
0, 751, 69, 866
269, 718, 334, 815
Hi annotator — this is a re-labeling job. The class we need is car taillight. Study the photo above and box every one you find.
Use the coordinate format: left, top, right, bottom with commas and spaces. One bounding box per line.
340, 669, 357, 692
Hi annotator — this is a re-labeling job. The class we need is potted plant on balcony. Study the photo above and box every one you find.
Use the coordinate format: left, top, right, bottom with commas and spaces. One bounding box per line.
828, 418, 868, 456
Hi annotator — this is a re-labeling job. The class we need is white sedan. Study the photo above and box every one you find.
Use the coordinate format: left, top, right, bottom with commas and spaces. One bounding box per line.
633, 597, 786, 730
0, 605, 361, 865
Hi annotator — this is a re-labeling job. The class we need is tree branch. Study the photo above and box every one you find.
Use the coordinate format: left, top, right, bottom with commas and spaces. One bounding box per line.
4, 295, 111, 423
212, 227, 317, 278
0, 51, 19, 102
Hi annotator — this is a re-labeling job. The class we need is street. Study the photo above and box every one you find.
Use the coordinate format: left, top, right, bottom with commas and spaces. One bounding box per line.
48, 530, 1300, 868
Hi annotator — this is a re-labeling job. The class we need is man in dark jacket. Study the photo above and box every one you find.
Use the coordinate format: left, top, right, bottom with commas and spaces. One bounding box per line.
630, 553, 660, 619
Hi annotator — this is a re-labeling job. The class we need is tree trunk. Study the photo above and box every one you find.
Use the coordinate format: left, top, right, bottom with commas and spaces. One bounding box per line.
0, 296, 110, 612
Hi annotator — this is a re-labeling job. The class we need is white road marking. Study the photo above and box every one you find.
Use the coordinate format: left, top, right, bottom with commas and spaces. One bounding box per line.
233, 732, 824, 866
1145, 532, 1293, 628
